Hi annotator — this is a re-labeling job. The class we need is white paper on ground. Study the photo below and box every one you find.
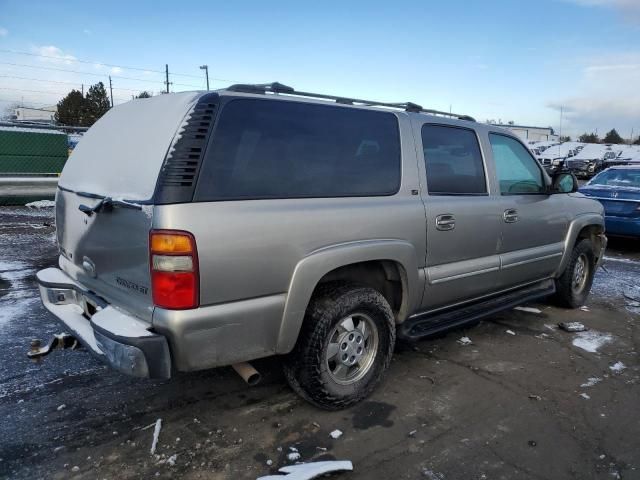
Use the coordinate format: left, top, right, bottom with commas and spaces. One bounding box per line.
256, 460, 353, 480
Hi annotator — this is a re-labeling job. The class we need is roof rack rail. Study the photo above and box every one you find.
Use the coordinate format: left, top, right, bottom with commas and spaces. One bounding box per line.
225, 82, 475, 122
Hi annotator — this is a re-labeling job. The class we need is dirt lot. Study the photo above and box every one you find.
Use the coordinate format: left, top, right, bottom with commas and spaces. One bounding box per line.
0, 206, 639, 480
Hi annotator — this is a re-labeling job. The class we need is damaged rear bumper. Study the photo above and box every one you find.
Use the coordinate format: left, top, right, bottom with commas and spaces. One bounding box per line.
36, 267, 171, 379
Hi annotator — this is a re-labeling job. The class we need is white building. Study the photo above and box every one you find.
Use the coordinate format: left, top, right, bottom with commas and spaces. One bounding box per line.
12, 106, 56, 123
490, 123, 558, 142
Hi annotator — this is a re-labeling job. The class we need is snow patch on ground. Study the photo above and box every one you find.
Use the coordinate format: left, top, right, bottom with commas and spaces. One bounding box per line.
25, 200, 55, 208
609, 361, 626, 373
514, 306, 542, 314
604, 256, 640, 266
572, 330, 613, 353
329, 429, 343, 439
581, 377, 602, 387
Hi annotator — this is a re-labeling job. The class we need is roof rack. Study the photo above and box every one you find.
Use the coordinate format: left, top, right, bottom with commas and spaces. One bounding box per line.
226, 82, 475, 122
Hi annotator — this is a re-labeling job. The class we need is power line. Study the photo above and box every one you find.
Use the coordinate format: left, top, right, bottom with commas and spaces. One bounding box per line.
0, 61, 204, 88
0, 87, 130, 104
0, 48, 201, 79
0, 74, 147, 93
0, 48, 242, 82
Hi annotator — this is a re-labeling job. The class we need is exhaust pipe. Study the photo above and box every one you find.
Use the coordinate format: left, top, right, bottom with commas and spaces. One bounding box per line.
232, 362, 262, 386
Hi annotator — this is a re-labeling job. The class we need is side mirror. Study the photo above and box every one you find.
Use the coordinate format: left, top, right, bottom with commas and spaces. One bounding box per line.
551, 171, 578, 193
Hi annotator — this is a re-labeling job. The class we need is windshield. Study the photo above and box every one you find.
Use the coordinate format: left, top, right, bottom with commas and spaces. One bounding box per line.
589, 169, 640, 188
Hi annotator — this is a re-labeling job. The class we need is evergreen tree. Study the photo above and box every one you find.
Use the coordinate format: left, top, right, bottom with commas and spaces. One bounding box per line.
83, 82, 111, 126
578, 133, 599, 144
136, 91, 152, 98
55, 90, 86, 126
603, 129, 624, 144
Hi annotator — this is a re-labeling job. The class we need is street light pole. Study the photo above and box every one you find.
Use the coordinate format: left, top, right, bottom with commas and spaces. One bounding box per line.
200, 65, 209, 91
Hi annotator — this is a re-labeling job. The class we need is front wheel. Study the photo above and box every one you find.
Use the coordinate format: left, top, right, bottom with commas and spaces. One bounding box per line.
554, 238, 596, 308
283, 282, 395, 410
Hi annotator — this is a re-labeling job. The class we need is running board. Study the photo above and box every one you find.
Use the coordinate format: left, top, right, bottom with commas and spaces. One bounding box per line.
399, 279, 555, 341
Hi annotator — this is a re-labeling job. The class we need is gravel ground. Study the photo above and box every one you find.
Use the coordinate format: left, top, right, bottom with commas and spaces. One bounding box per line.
0, 206, 638, 480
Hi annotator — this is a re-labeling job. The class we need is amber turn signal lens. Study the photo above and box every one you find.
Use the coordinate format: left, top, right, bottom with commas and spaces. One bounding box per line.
150, 233, 193, 254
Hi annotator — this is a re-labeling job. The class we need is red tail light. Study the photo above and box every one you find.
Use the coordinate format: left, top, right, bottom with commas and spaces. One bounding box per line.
150, 230, 199, 309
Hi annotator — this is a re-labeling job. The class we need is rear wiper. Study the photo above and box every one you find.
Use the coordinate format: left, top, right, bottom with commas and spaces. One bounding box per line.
79, 197, 142, 216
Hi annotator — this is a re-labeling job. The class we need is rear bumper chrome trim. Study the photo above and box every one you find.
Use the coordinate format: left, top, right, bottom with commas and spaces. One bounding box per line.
36, 267, 172, 379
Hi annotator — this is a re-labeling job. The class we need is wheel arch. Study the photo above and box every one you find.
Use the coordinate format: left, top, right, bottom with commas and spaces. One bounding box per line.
554, 214, 606, 277
275, 240, 421, 354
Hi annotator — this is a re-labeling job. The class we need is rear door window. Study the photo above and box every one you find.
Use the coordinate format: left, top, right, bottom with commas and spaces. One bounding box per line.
421, 125, 487, 195
489, 134, 545, 194
194, 99, 401, 200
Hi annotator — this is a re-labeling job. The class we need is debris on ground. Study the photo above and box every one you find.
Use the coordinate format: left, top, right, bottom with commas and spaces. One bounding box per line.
579, 306, 590, 312
408, 430, 417, 437
257, 461, 353, 480
580, 393, 591, 400
166, 454, 177, 466
287, 446, 301, 462
514, 306, 542, 314
329, 429, 343, 439
56, 404, 66, 411
559, 322, 587, 332
581, 377, 602, 388
457, 336, 472, 346
528, 394, 542, 401
505, 330, 516, 336
610, 361, 626, 373
150, 418, 162, 455
572, 330, 613, 353
71, 466, 80, 472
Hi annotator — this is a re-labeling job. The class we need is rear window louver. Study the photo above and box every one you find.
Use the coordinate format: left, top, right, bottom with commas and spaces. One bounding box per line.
154, 93, 219, 204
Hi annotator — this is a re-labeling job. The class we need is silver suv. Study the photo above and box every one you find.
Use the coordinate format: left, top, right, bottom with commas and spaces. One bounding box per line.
36, 83, 607, 409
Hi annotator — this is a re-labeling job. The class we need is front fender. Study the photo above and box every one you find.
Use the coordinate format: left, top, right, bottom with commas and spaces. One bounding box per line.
275, 239, 421, 353
554, 213, 605, 277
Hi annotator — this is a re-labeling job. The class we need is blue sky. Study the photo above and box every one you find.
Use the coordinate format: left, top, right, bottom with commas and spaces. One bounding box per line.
0, 0, 639, 138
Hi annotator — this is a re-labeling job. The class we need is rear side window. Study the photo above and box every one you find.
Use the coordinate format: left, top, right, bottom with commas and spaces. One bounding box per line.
194, 99, 401, 200
489, 134, 545, 194
421, 125, 487, 195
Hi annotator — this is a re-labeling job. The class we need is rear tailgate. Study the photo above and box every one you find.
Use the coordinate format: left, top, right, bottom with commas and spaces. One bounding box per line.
55, 92, 203, 321
56, 190, 155, 321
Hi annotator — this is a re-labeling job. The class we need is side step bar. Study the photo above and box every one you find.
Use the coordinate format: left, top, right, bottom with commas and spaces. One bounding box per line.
399, 279, 555, 341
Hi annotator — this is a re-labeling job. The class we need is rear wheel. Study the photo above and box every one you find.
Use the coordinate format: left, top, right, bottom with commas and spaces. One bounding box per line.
554, 238, 596, 308
283, 282, 395, 410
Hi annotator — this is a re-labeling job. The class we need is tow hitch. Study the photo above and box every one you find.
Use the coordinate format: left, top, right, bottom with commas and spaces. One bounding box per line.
28, 333, 79, 360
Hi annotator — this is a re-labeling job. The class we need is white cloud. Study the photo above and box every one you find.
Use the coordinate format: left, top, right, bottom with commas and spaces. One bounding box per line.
32, 45, 77, 65
547, 53, 640, 136
110, 66, 122, 74
0, 27, 8, 37
562, 0, 640, 20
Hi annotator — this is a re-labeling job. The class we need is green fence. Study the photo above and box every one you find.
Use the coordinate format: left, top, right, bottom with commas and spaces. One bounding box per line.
0, 126, 69, 174
0, 124, 86, 206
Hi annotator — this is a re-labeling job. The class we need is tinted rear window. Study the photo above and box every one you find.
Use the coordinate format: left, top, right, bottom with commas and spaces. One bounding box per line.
421, 124, 487, 195
194, 99, 401, 200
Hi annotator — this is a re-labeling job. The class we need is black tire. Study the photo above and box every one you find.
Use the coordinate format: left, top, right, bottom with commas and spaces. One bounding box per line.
554, 238, 596, 308
283, 282, 395, 410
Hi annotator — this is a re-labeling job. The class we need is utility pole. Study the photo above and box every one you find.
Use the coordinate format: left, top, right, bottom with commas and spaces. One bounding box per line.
108, 76, 114, 107
200, 65, 210, 90
81, 84, 84, 96
164, 64, 171, 93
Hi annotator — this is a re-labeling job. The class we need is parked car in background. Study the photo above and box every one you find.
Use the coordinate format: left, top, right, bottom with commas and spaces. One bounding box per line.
579, 166, 640, 237
566, 144, 613, 178
537, 142, 582, 174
